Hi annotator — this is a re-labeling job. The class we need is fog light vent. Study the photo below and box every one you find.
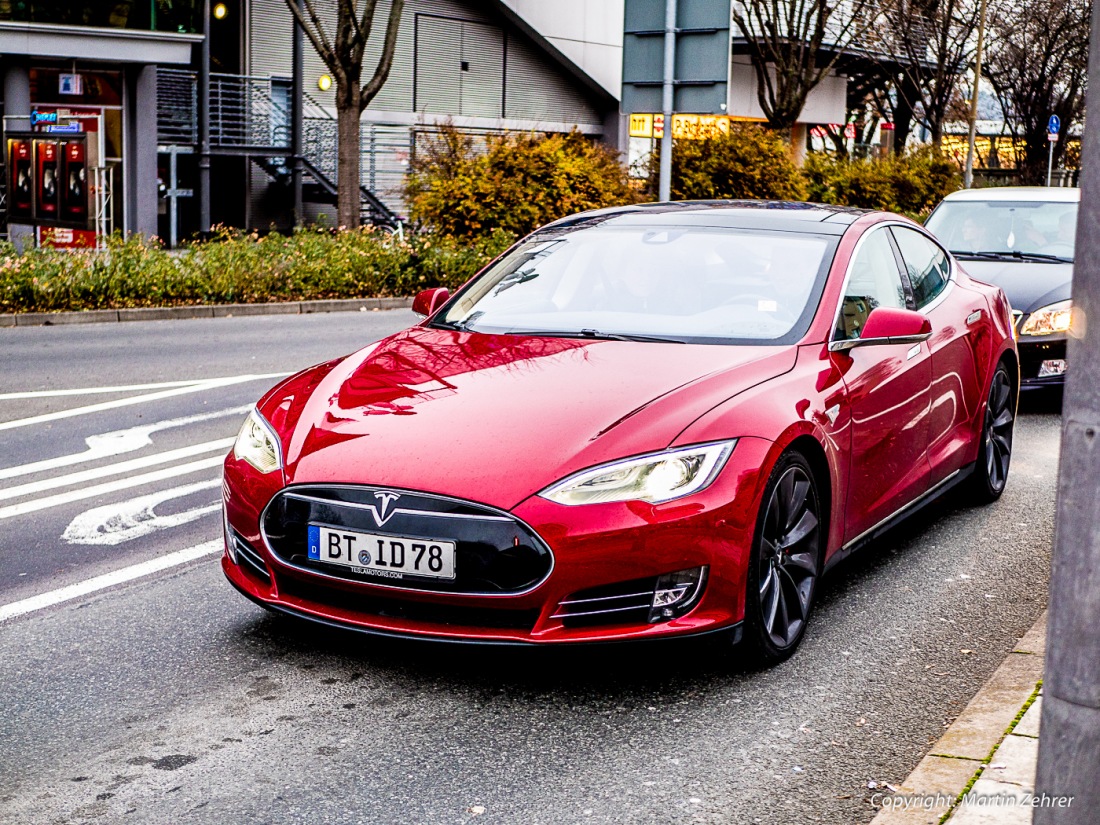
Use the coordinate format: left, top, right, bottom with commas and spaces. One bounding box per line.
649, 566, 708, 623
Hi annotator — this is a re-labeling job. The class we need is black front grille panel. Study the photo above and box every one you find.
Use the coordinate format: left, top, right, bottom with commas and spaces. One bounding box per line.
262, 485, 553, 594
279, 575, 540, 631
553, 576, 658, 628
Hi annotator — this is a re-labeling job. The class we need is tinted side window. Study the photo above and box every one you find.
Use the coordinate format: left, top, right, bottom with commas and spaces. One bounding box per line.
835, 228, 907, 340
892, 227, 951, 309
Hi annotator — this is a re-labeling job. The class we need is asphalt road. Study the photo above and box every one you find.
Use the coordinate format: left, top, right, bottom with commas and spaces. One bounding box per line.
0, 312, 1061, 825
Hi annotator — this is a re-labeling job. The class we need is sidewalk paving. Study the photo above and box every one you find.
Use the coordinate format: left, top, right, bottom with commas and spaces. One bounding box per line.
871, 612, 1047, 825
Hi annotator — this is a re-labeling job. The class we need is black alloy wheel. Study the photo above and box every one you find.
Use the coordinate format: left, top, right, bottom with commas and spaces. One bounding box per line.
967, 364, 1015, 504
741, 451, 824, 665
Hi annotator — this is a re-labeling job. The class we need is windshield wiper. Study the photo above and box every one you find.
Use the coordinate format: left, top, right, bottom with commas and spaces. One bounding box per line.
488, 328, 687, 343
951, 250, 1072, 264
578, 328, 687, 344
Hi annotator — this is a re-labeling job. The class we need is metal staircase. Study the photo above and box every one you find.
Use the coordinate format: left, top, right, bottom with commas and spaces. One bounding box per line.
156, 68, 399, 229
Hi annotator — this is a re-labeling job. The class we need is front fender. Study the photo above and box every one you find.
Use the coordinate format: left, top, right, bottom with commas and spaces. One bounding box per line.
671, 343, 851, 559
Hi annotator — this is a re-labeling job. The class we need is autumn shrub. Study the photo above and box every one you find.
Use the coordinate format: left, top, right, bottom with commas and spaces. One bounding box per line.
802, 148, 961, 217
0, 226, 514, 314
403, 125, 642, 240
662, 124, 806, 201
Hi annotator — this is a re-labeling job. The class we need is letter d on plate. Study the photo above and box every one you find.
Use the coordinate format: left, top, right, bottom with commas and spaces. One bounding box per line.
307, 524, 321, 560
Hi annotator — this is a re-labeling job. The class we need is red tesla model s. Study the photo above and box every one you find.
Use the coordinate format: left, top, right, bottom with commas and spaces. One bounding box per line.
222, 201, 1018, 664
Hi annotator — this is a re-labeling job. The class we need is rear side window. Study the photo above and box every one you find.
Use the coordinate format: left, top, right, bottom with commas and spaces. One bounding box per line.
891, 227, 951, 309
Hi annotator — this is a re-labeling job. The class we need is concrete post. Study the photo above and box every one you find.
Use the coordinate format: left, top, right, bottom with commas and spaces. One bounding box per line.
129, 65, 159, 237
1033, 2, 1100, 820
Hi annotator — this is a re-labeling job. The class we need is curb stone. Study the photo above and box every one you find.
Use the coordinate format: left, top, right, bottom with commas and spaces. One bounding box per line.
0, 297, 414, 328
870, 611, 1047, 825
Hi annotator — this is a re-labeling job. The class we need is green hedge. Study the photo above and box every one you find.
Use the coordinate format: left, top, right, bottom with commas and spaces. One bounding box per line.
802, 147, 961, 218
403, 126, 642, 240
0, 227, 515, 314
663, 124, 807, 201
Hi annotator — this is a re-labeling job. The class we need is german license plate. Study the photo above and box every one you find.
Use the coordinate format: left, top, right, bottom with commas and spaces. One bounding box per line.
307, 524, 456, 580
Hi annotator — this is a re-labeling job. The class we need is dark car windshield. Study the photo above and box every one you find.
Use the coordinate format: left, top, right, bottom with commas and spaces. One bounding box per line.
434, 225, 837, 344
926, 200, 1078, 262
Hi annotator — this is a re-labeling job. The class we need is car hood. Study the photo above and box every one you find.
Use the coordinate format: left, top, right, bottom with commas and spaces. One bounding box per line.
260, 327, 795, 510
960, 260, 1073, 314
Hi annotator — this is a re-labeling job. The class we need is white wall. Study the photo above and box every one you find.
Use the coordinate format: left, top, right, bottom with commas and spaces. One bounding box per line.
728, 57, 847, 125
499, 0, 623, 99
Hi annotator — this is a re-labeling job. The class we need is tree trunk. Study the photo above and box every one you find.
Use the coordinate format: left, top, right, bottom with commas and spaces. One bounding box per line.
892, 79, 918, 155
336, 102, 361, 229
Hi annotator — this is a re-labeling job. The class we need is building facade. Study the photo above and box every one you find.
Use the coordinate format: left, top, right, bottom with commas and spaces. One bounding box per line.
0, 3, 202, 247
0, 1, 622, 246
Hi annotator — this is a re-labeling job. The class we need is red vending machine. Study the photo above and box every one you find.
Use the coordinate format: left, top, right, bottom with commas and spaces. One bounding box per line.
6, 137, 34, 220
33, 138, 61, 221
60, 138, 88, 224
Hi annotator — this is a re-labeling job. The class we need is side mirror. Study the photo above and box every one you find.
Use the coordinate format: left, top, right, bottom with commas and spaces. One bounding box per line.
412, 287, 450, 319
829, 307, 932, 352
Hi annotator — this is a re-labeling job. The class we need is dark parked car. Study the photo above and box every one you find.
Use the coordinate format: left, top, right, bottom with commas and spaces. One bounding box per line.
926, 186, 1078, 389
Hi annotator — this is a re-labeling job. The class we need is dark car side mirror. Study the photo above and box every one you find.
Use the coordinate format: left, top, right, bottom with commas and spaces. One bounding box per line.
412, 287, 450, 318
829, 307, 933, 352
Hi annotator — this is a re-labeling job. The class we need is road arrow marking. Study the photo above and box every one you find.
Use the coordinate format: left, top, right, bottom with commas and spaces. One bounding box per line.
63, 479, 222, 546
0, 405, 250, 482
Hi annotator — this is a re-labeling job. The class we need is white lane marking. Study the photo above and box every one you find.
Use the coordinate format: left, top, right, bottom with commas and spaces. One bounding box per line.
0, 540, 222, 623
0, 379, 213, 400
63, 479, 222, 546
0, 405, 249, 481
0, 372, 287, 432
0, 438, 233, 502
0, 458, 224, 521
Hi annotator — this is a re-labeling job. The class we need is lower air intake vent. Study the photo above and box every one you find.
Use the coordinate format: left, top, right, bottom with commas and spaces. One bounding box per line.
552, 577, 658, 628
232, 530, 271, 583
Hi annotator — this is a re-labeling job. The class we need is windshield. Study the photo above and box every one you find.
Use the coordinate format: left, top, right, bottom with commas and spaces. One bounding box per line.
434, 225, 836, 344
926, 200, 1078, 262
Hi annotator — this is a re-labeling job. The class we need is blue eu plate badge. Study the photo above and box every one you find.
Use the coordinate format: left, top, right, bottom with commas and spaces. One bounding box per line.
307, 524, 321, 560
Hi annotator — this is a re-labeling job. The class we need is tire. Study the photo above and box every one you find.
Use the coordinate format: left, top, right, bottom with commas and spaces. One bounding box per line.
739, 450, 825, 666
965, 363, 1015, 505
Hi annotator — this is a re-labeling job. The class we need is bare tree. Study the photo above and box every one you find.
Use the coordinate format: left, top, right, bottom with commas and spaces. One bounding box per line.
731, 0, 878, 130
285, 0, 404, 228
880, 0, 982, 150
985, 0, 1091, 184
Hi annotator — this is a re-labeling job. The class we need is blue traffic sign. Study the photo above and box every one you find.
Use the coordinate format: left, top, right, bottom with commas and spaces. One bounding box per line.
1048, 114, 1061, 134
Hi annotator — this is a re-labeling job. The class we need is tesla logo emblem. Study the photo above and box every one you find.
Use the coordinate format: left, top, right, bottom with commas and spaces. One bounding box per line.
368, 491, 401, 527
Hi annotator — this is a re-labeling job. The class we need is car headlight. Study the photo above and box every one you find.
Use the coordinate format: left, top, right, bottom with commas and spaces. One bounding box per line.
1020, 300, 1072, 336
233, 409, 283, 474
539, 441, 735, 506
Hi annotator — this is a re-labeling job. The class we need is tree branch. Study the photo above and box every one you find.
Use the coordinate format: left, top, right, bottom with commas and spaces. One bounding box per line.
359, 0, 404, 110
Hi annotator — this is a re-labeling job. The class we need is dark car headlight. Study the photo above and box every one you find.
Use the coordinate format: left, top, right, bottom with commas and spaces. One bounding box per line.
539, 441, 735, 506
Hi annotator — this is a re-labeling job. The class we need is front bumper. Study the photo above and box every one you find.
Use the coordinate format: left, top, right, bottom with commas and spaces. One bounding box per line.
222, 437, 775, 644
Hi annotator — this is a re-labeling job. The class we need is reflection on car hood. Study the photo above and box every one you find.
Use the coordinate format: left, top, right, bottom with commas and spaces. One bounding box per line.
260, 327, 796, 510
960, 260, 1073, 314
